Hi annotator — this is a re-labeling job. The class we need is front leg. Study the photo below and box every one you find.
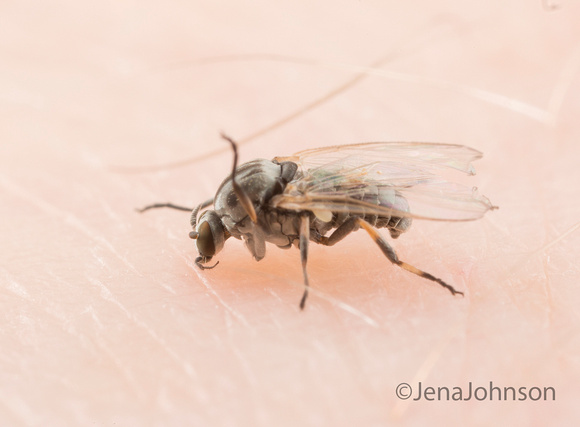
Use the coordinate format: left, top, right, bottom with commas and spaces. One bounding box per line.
195, 256, 219, 270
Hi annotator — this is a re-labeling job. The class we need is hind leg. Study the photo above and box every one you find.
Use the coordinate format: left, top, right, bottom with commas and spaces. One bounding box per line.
357, 218, 463, 296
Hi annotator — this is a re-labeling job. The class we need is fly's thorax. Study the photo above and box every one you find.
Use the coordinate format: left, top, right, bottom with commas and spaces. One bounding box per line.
214, 159, 299, 232
214, 159, 282, 230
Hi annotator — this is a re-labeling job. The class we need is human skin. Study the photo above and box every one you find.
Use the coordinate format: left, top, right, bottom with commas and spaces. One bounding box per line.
1, 1, 579, 425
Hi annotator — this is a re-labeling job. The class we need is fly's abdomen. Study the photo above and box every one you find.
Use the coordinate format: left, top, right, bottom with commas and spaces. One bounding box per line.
330, 184, 412, 239
376, 186, 412, 238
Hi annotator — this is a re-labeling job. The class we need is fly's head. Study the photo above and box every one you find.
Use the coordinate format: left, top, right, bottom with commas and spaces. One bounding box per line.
189, 210, 227, 269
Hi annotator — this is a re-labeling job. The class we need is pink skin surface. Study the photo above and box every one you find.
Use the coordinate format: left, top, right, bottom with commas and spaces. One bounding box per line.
1, 1, 579, 425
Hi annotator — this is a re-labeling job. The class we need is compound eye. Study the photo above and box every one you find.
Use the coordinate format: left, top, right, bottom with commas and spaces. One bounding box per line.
196, 221, 215, 257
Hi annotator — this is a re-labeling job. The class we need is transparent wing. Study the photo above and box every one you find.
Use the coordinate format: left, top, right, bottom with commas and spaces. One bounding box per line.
271, 142, 496, 221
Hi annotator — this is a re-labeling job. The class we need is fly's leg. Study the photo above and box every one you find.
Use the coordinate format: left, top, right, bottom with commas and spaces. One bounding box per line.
221, 133, 258, 223
137, 198, 214, 241
315, 217, 358, 246
299, 214, 311, 310
138, 198, 214, 224
195, 256, 219, 270
357, 218, 464, 296
137, 203, 193, 213
189, 198, 215, 236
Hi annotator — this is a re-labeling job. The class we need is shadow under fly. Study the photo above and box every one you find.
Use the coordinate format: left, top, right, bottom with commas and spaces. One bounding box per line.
139, 134, 497, 309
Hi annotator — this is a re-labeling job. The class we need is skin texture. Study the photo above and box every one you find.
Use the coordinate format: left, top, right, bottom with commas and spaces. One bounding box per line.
1, 1, 579, 425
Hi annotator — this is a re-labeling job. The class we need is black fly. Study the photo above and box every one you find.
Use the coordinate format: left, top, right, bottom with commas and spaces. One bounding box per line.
140, 134, 496, 309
